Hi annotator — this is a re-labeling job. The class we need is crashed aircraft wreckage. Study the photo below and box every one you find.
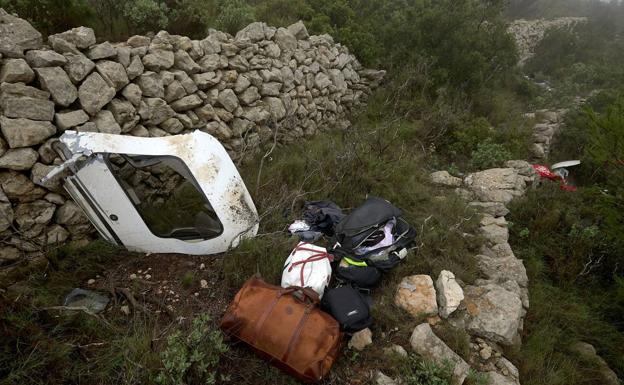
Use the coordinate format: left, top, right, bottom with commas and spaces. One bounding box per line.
43, 130, 259, 255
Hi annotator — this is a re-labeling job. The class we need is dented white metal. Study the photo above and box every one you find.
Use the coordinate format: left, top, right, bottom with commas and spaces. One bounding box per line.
46, 130, 259, 255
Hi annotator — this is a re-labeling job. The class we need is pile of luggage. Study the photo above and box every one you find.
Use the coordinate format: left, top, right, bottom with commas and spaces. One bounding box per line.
220, 197, 416, 383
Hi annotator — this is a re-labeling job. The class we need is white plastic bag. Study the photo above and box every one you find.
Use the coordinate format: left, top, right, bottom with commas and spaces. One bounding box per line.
281, 242, 333, 298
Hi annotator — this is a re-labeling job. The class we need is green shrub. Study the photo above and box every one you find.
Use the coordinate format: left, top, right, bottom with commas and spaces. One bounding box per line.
215, 0, 255, 35
470, 139, 512, 170
0, 0, 94, 36
123, 0, 170, 34
155, 313, 228, 385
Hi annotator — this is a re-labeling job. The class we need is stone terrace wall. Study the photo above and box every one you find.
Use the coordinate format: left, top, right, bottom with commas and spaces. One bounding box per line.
0, 9, 385, 266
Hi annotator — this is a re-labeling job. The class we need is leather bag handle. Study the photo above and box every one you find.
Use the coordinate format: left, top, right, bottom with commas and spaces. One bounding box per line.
280, 286, 320, 305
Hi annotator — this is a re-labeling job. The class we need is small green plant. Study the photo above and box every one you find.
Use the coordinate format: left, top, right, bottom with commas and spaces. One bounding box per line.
155, 313, 228, 385
403, 356, 453, 385
470, 139, 512, 170
181, 271, 195, 288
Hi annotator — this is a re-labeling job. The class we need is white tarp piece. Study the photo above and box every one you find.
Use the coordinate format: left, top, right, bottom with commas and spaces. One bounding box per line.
44, 130, 259, 255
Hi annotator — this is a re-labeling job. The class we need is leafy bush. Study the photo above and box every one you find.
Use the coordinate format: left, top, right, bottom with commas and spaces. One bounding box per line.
470, 139, 512, 170
156, 313, 228, 385
0, 0, 93, 36
215, 0, 255, 35
123, 0, 169, 34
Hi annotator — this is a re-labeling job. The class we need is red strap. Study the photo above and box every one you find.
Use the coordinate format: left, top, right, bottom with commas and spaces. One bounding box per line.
287, 247, 333, 287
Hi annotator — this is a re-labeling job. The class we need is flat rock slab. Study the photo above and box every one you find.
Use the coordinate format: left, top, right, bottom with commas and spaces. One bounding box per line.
410, 323, 470, 385
0, 117, 56, 148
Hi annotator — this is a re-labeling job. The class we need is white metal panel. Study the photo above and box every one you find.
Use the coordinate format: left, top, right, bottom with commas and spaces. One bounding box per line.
50, 130, 259, 255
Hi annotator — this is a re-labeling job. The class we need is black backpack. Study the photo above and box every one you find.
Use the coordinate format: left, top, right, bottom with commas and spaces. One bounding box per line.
335, 258, 382, 289
331, 197, 416, 271
321, 286, 372, 333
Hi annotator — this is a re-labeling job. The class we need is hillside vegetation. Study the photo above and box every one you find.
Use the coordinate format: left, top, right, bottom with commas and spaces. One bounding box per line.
1, 0, 623, 384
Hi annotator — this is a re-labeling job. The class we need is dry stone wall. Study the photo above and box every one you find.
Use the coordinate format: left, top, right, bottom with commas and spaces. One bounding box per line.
0, 9, 384, 266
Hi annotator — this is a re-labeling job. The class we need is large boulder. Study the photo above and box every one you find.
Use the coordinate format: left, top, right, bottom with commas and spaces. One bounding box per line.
96, 60, 129, 91
430, 171, 463, 187
410, 323, 470, 385
34, 67, 78, 107
394, 275, 438, 318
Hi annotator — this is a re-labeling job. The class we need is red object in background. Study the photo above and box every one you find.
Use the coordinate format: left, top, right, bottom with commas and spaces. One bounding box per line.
532, 164, 577, 191
532, 164, 560, 181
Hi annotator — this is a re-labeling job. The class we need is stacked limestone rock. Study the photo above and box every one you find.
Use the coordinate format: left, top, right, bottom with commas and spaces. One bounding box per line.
0, 9, 384, 266
523, 109, 567, 160
508, 17, 587, 65
406, 161, 537, 385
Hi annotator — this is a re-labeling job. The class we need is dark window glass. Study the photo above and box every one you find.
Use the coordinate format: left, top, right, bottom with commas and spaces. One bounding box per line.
106, 154, 223, 240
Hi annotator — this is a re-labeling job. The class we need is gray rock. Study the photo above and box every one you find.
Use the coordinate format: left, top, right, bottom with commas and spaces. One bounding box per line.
108, 99, 137, 132
44, 192, 65, 205
116, 45, 131, 67
92, 110, 121, 134
0, 117, 56, 148
160, 117, 183, 134
260, 82, 281, 96
239, 86, 260, 105
217, 89, 239, 112
164, 81, 186, 103
0, 82, 49, 101
0, 201, 14, 232
436, 270, 464, 319
234, 75, 251, 93
348, 328, 372, 351
127, 35, 151, 48
31, 162, 64, 191
143, 98, 175, 125
484, 372, 519, 385
0, 59, 34, 83
480, 223, 509, 245
0, 9, 43, 51
478, 255, 528, 288
2, 97, 54, 121
568, 342, 619, 385
55, 201, 89, 226
37, 138, 57, 164
14, 200, 56, 237
431, 171, 463, 187
135, 72, 164, 98
468, 202, 509, 217
121, 83, 142, 107
55, 110, 89, 131
458, 284, 523, 346
202, 121, 232, 140
34, 67, 78, 107
75, 122, 97, 132
0, 148, 38, 170
126, 55, 144, 80
48, 35, 79, 54
0, 170, 46, 202
47, 224, 70, 245
130, 124, 149, 137
96, 60, 129, 91
170, 94, 203, 112
25, 50, 67, 67
199, 35, 221, 55
51, 26, 96, 49
315, 72, 332, 89
143, 49, 174, 71
287, 21, 309, 40
198, 53, 220, 72
63, 53, 95, 83
410, 323, 470, 385
383, 344, 408, 358
79, 72, 116, 116
274, 28, 297, 52
192, 72, 219, 89
263, 97, 286, 121
374, 372, 399, 385
87, 42, 117, 60
236, 22, 266, 42
173, 50, 200, 73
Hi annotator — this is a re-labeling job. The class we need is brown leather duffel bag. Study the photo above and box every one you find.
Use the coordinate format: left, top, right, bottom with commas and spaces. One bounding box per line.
220, 276, 342, 383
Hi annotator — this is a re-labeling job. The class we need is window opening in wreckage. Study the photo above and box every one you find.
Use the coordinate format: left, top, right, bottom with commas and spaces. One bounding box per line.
104, 153, 224, 241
